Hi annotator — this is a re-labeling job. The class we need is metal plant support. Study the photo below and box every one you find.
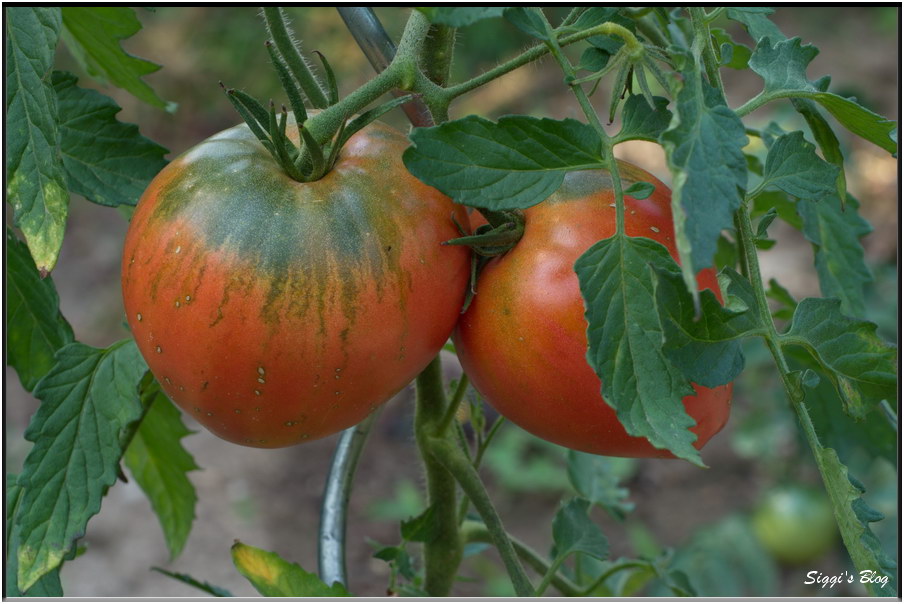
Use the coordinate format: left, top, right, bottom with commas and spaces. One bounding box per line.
317, 7, 433, 589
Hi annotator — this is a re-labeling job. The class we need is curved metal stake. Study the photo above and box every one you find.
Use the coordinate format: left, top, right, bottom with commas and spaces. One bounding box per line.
317, 408, 382, 587
318, 8, 433, 589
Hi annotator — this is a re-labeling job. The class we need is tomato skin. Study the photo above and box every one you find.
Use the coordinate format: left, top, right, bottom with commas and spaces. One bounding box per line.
454, 162, 732, 458
122, 121, 469, 447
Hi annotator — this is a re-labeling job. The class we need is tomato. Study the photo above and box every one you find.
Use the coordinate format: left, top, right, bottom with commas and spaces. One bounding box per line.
122, 120, 470, 447
752, 485, 837, 564
454, 162, 732, 458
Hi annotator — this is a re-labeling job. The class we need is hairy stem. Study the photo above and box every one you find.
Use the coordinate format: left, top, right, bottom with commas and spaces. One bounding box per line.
414, 357, 462, 596
262, 7, 330, 109
689, 7, 724, 94
427, 437, 534, 596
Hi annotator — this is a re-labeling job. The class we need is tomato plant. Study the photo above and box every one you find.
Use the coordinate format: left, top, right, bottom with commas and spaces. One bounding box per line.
5, 5, 898, 599
122, 119, 469, 447
455, 164, 732, 457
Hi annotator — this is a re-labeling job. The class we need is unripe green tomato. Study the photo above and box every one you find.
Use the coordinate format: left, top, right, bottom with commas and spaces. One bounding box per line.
752, 485, 837, 565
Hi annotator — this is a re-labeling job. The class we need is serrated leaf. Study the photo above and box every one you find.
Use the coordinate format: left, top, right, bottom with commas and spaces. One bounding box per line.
53, 71, 169, 207
231, 541, 351, 597
124, 381, 199, 559
503, 7, 548, 40
756, 131, 839, 202
782, 298, 897, 418
653, 266, 758, 388
791, 94, 848, 204
797, 194, 873, 318
552, 498, 609, 561
616, 95, 673, 143
711, 28, 752, 70
810, 447, 897, 597
15, 339, 148, 592
6, 228, 74, 392
6, 6, 70, 275
59, 7, 171, 110
566, 451, 635, 520
575, 235, 702, 465
416, 7, 507, 28
152, 567, 233, 597
725, 7, 784, 45
748, 37, 897, 154
400, 504, 439, 543
660, 69, 748, 299
799, 366, 897, 466
404, 115, 603, 210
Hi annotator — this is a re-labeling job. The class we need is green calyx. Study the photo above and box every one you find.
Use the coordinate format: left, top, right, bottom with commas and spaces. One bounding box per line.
223, 7, 418, 183
444, 209, 525, 313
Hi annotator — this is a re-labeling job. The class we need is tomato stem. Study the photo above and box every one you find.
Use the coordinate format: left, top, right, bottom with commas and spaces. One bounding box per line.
414, 356, 463, 596
689, 7, 725, 94
425, 436, 535, 596
262, 7, 330, 109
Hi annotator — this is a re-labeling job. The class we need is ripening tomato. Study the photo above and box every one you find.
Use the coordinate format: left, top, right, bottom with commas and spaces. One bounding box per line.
752, 485, 837, 564
122, 120, 470, 447
454, 162, 732, 458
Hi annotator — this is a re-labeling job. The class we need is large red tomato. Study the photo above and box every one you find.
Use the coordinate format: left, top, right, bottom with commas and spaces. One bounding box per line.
122, 121, 470, 447
454, 162, 732, 458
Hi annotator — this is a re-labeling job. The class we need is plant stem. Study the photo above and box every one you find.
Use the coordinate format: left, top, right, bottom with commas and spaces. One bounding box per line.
689, 7, 724, 94
534, 555, 566, 595
422, 23, 456, 86
461, 520, 582, 596
444, 24, 629, 102
435, 374, 469, 436
262, 7, 330, 109
414, 357, 462, 596
427, 436, 534, 596
538, 11, 626, 236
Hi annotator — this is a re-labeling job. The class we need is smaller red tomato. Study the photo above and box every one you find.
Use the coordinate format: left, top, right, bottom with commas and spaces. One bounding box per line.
454, 162, 732, 458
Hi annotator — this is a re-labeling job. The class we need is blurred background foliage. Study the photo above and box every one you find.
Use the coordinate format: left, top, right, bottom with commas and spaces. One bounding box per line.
8, 5, 896, 598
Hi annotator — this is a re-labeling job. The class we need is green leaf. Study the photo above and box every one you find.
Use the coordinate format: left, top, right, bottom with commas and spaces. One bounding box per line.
800, 365, 897, 466
503, 7, 549, 40
653, 266, 759, 388
748, 37, 897, 154
231, 541, 351, 597
765, 278, 797, 321
566, 451, 635, 520
659, 515, 778, 597
5, 6, 70, 275
615, 95, 673, 143
575, 235, 703, 465
53, 71, 169, 207
123, 380, 199, 559
660, 68, 748, 299
782, 298, 897, 418
725, 7, 784, 45
756, 131, 839, 202
711, 28, 752, 70
6, 229, 74, 392
797, 194, 873, 318
791, 93, 848, 204
810, 448, 897, 597
551, 498, 609, 561
152, 567, 233, 597
416, 7, 507, 28
400, 505, 439, 543
14, 340, 148, 592
403, 115, 603, 210
624, 181, 655, 200
59, 7, 172, 110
